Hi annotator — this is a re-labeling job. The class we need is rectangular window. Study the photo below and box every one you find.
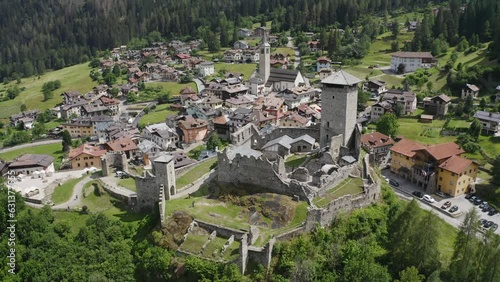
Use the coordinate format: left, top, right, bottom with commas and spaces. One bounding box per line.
439, 177, 442, 181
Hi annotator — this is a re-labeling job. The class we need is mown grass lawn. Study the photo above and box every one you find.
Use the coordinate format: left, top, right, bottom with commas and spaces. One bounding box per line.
0, 142, 65, 169
52, 177, 82, 205
285, 154, 308, 168
313, 177, 364, 208
0, 62, 95, 119
214, 63, 257, 80
145, 81, 197, 96
118, 177, 136, 192
176, 158, 217, 189
138, 103, 179, 127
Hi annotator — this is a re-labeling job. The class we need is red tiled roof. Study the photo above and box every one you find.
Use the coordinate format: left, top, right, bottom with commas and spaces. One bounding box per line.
416, 142, 465, 161
361, 132, 395, 149
69, 144, 107, 160
439, 155, 475, 174
106, 137, 138, 152
390, 138, 425, 157
213, 115, 228, 125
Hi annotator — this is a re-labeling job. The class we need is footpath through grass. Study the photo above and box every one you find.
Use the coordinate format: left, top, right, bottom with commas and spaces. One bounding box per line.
0, 143, 64, 169
52, 177, 82, 205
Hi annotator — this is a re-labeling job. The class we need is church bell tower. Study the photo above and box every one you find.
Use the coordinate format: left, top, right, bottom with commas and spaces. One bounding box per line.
259, 31, 271, 84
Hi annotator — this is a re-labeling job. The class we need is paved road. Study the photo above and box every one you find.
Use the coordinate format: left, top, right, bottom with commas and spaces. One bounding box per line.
52, 175, 94, 210
287, 37, 301, 68
193, 78, 205, 92
0, 139, 61, 153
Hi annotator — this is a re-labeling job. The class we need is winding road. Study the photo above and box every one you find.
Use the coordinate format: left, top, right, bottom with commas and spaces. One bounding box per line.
0, 139, 61, 153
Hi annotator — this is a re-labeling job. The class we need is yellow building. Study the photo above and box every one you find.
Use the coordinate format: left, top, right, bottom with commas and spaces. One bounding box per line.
390, 138, 425, 178
61, 119, 94, 138
68, 144, 107, 169
437, 155, 478, 196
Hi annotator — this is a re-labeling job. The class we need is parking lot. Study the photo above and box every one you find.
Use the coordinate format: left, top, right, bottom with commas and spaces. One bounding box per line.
382, 169, 500, 235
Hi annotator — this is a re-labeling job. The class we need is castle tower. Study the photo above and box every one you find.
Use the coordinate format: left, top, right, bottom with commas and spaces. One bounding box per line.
259, 32, 271, 84
152, 153, 176, 200
320, 70, 362, 148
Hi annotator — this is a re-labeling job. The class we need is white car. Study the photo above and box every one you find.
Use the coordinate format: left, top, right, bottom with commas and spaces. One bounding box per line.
423, 195, 435, 203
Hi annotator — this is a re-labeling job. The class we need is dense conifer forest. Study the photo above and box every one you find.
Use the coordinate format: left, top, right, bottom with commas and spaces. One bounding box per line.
1, 0, 500, 81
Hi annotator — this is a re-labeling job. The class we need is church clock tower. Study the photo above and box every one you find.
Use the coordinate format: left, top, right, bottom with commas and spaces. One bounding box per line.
259, 32, 271, 84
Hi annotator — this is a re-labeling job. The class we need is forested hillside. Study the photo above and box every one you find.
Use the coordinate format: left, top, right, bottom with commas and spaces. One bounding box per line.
3, 0, 499, 81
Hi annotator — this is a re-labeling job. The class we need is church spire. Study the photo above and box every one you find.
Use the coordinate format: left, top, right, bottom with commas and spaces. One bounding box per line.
259, 28, 270, 84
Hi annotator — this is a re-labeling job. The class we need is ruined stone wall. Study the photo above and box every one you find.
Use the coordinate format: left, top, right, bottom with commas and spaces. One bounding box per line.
159, 185, 166, 228
217, 152, 310, 200
231, 123, 259, 146
101, 152, 128, 176
135, 171, 160, 211
174, 155, 217, 178
247, 237, 276, 271
194, 220, 247, 240
305, 181, 381, 231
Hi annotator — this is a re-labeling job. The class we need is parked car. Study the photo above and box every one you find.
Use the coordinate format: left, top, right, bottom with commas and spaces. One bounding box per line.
465, 193, 475, 200
479, 219, 487, 225
469, 196, 477, 202
492, 223, 498, 231
423, 195, 435, 203
479, 201, 489, 209
120, 174, 130, 179
488, 209, 498, 216
441, 201, 452, 209
116, 171, 125, 177
481, 205, 491, 212
389, 179, 399, 187
449, 205, 459, 213
483, 221, 494, 229
412, 191, 424, 199
473, 198, 483, 205
436, 191, 445, 197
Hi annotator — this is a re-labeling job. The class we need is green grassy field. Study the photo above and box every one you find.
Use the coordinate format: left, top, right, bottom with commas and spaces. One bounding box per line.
52, 177, 82, 204
272, 47, 296, 59
145, 81, 197, 96
313, 177, 365, 208
0, 142, 64, 169
0, 62, 95, 119
197, 48, 230, 61
138, 103, 179, 127
118, 178, 136, 192
285, 154, 308, 168
176, 158, 217, 189
214, 63, 257, 80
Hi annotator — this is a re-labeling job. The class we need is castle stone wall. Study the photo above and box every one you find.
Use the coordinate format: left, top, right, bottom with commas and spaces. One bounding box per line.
254, 126, 320, 149
194, 220, 247, 240
101, 152, 128, 176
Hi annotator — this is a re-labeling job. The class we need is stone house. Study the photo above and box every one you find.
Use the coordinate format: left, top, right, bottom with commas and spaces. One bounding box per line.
461, 84, 479, 99
7, 154, 55, 177
234, 40, 250, 50
473, 110, 500, 135
198, 62, 215, 77
319, 69, 333, 80
142, 123, 179, 150
178, 117, 208, 144
261, 134, 316, 159
105, 137, 138, 159
253, 26, 270, 38
363, 80, 387, 95
427, 94, 451, 118
361, 132, 394, 164
316, 57, 331, 71
68, 144, 107, 169
380, 90, 417, 115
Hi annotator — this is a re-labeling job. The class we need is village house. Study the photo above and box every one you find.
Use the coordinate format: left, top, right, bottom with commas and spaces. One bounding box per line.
233, 40, 250, 50
10, 110, 39, 128
425, 94, 451, 118
137, 139, 162, 166
105, 137, 138, 159
178, 117, 209, 144
370, 100, 395, 122
68, 144, 107, 169
228, 108, 254, 132
279, 112, 311, 127
363, 80, 387, 95
59, 98, 88, 119
225, 95, 254, 109
461, 84, 479, 99
205, 77, 249, 100
197, 62, 215, 77
82, 99, 109, 117
473, 110, 500, 135
213, 115, 230, 141
261, 134, 316, 159
254, 95, 286, 124
390, 139, 476, 196
316, 57, 331, 71
142, 123, 179, 150
120, 84, 139, 95
99, 96, 121, 116
199, 96, 223, 109
277, 86, 317, 109
223, 49, 242, 62
247, 76, 265, 95
179, 87, 199, 106
406, 20, 418, 31
380, 90, 417, 115
270, 53, 291, 69
361, 132, 394, 165
238, 28, 253, 38
93, 84, 109, 96
175, 53, 191, 64
186, 105, 219, 121
61, 118, 94, 138
242, 48, 260, 63
390, 52, 434, 73
308, 40, 321, 52
7, 154, 55, 178
297, 104, 321, 122
318, 69, 333, 80
253, 26, 270, 38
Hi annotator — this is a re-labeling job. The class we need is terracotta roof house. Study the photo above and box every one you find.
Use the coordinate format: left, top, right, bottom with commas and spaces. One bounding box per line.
178, 117, 208, 144
361, 132, 395, 164
105, 137, 138, 159
69, 144, 107, 169
279, 112, 310, 127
